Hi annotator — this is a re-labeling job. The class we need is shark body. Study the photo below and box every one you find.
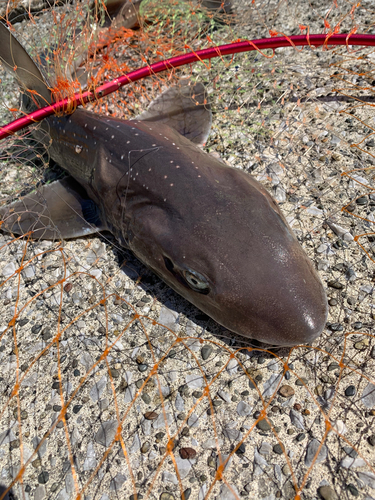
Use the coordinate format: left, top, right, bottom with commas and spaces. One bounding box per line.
0, 17, 327, 346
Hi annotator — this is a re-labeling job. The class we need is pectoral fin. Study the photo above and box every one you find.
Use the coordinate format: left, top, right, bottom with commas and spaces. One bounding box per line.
137, 80, 212, 147
0, 178, 106, 240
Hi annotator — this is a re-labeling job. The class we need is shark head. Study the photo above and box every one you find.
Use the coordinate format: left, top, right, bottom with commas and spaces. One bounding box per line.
122, 129, 328, 346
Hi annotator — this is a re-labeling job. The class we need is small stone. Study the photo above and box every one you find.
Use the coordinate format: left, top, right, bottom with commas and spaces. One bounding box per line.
142, 394, 151, 404
362, 382, 375, 408
305, 439, 327, 467
296, 433, 305, 442
259, 442, 272, 455
182, 488, 191, 500
73, 405, 82, 414
356, 196, 368, 205
95, 420, 118, 447
201, 345, 213, 360
346, 483, 359, 497
327, 281, 343, 289
345, 385, 356, 397
256, 419, 271, 431
141, 442, 150, 454
289, 409, 304, 430
160, 493, 175, 500
186, 374, 203, 390
367, 434, 375, 446
318, 485, 338, 500
356, 471, 375, 489
109, 368, 120, 379
144, 412, 158, 420
295, 378, 308, 386
37, 471, 49, 485
237, 401, 252, 417
340, 457, 366, 468
235, 443, 246, 456
179, 448, 197, 459
279, 385, 295, 398
273, 443, 284, 455
217, 484, 240, 500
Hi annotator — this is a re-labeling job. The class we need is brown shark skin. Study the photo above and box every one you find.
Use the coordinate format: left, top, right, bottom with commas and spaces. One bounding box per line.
44, 109, 328, 346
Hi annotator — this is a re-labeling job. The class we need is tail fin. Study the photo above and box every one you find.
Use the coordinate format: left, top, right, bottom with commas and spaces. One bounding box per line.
0, 21, 51, 108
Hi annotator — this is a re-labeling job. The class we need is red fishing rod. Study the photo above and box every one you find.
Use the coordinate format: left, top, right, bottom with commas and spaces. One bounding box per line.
1, 33, 374, 140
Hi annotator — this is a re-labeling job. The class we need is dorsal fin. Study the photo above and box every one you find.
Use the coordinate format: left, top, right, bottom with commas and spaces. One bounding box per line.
0, 21, 51, 106
137, 80, 212, 147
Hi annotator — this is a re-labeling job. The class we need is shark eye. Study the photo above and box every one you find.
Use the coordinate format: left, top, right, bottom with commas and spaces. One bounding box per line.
183, 269, 210, 293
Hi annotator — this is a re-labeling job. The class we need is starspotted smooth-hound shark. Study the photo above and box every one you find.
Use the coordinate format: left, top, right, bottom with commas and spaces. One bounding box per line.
0, 8, 327, 347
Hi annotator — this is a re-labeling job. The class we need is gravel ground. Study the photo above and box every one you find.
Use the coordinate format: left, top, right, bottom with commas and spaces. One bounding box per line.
0, 1, 375, 500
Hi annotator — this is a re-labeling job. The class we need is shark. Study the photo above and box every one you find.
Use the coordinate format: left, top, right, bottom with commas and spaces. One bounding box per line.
0, 14, 327, 347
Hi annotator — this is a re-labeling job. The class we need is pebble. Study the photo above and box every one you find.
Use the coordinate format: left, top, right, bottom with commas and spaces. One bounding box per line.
217, 484, 240, 500
263, 373, 283, 397
95, 420, 118, 447
109, 473, 126, 491
144, 412, 158, 420
237, 401, 252, 417
327, 281, 343, 290
279, 385, 295, 398
182, 488, 191, 500
90, 375, 107, 401
1, 261, 16, 278
201, 345, 213, 360
160, 493, 175, 500
185, 374, 203, 389
345, 385, 356, 397
295, 378, 308, 386
346, 483, 359, 496
202, 438, 223, 449
198, 484, 208, 500
362, 382, 375, 408
305, 439, 327, 467
162, 472, 177, 485
340, 457, 365, 468
158, 306, 179, 331
318, 485, 338, 500
254, 449, 268, 469
218, 390, 231, 403
34, 485, 45, 500
174, 458, 193, 479
259, 442, 272, 455
37, 471, 49, 485
83, 442, 97, 471
179, 448, 196, 459
357, 471, 375, 489
141, 442, 150, 454
256, 419, 271, 432
289, 409, 304, 430
223, 422, 242, 441
226, 358, 238, 375
273, 444, 284, 455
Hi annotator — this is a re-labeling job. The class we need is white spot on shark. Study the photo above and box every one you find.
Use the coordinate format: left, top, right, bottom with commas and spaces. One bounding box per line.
75, 145, 83, 154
